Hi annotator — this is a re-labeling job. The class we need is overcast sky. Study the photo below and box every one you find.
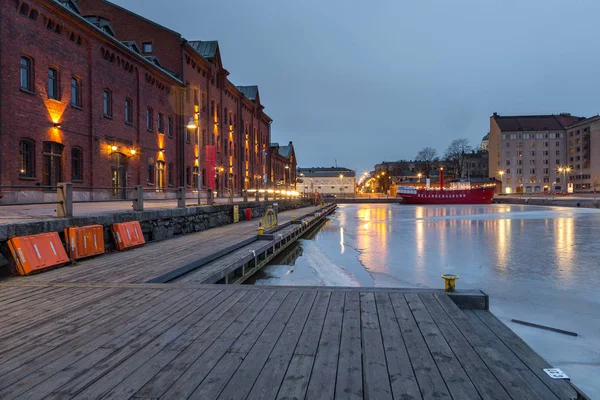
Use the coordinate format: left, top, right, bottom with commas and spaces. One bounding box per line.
113, 0, 600, 173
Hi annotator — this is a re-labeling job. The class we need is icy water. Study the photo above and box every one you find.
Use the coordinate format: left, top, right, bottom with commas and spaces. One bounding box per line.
250, 204, 600, 397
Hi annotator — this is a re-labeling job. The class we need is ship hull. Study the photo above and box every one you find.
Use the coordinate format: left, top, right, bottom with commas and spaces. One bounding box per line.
398, 188, 495, 204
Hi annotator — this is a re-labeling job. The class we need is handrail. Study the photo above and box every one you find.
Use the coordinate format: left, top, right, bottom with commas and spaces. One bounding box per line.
0, 185, 59, 190
0, 201, 63, 206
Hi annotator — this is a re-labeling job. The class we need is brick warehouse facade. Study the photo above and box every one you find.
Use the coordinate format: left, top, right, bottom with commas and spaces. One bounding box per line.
0, 0, 281, 202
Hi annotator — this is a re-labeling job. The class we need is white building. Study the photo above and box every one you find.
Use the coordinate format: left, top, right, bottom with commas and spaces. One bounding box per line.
296, 167, 356, 196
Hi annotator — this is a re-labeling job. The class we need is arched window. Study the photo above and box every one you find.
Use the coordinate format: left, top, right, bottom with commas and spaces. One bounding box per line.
71, 147, 83, 181
19, 140, 35, 178
42, 142, 64, 186
103, 89, 112, 117
146, 108, 153, 130
71, 77, 81, 107
19, 3, 29, 16
29, 9, 38, 21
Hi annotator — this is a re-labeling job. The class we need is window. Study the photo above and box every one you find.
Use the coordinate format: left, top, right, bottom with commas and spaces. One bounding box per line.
42, 142, 64, 186
186, 167, 191, 186
167, 117, 173, 137
20, 3, 29, 16
556, 177, 561, 183
156, 161, 165, 189
530, 151, 535, 156
20, 57, 33, 91
544, 142, 549, 147
146, 108, 153, 130
185, 126, 191, 143
125, 98, 133, 124
505, 142, 510, 148
158, 113, 164, 133
69, 77, 82, 107
103, 89, 112, 117
517, 160, 522, 165
505, 160, 510, 166
544, 159, 549, 165
506, 169, 511, 174
556, 141, 560, 146
543, 150, 549, 156
505, 151, 511, 157
71, 148, 83, 181
556, 159, 560, 165
556, 150, 560, 156
142, 42, 152, 53
517, 168, 523, 174
148, 162, 155, 184
518, 151, 522, 157
193, 166, 199, 188
543, 168, 549, 174
194, 88, 199, 107
529, 177, 536, 184
19, 140, 35, 178
530, 168, 535, 174
167, 163, 174, 186
48, 68, 59, 100
506, 178, 511, 185
529, 160, 535, 165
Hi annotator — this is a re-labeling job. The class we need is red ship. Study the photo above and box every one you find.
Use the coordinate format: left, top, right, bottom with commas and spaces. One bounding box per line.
397, 168, 496, 204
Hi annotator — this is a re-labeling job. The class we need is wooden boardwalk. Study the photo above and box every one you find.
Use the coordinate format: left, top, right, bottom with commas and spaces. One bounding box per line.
3, 206, 321, 285
0, 282, 583, 400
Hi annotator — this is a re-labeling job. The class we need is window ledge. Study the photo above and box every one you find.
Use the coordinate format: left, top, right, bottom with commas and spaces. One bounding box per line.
158, 132, 164, 135
71, 104, 82, 110
147, 128, 154, 132
72, 179, 84, 183
104, 115, 113, 120
20, 88, 35, 95
47, 97, 61, 103
147, 182, 155, 186
18, 176, 37, 181
125, 121, 134, 126
167, 134, 174, 139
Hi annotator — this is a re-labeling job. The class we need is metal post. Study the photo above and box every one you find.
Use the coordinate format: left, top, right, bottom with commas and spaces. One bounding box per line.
197, 125, 201, 205
207, 188, 214, 205
228, 174, 233, 204
56, 182, 72, 218
132, 185, 144, 211
255, 190, 260, 202
177, 186, 186, 208
243, 189, 248, 202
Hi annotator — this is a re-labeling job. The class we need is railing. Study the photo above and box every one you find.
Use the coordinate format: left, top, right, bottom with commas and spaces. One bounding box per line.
0, 184, 305, 218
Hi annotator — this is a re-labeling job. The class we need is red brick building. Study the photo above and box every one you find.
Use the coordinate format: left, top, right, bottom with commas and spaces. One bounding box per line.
0, 0, 279, 201
269, 141, 297, 190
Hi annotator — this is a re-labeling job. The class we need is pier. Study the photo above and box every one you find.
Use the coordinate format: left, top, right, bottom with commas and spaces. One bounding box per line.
0, 205, 589, 399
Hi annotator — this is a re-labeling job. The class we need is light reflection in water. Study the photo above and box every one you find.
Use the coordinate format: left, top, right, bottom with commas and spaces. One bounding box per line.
554, 218, 574, 279
340, 227, 345, 254
496, 218, 510, 271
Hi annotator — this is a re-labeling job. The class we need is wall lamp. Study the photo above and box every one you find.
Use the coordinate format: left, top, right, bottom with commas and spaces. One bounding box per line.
53, 122, 61, 129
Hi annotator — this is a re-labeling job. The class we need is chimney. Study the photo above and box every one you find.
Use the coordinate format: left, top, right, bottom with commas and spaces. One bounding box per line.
493, 112, 498, 117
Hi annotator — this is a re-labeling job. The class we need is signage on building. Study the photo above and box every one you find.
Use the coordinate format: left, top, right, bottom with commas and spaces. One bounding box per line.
567, 183, 574, 194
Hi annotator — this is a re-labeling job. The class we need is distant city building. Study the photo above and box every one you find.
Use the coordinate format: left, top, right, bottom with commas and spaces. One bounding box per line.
489, 112, 585, 193
565, 116, 600, 192
296, 167, 356, 195
481, 133, 489, 151
462, 150, 489, 178
269, 142, 296, 189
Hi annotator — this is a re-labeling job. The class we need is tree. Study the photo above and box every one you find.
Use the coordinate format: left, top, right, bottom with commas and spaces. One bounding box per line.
593, 176, 600, 201
415, 147, 438, 177
444, 139, 472, 178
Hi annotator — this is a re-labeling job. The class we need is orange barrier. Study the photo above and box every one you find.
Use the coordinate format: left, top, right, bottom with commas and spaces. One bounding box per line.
64, 225, 105, 260
7, 232, 69, 275
112, 221, 145, 251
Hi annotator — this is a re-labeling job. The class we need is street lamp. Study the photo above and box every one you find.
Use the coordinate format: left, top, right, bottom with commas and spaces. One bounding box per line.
284, 165, 290, 192
417, 172, 422, 184
187, 116, 200, 204
557, 166, 572, 192
498, 170, 505, 194
339, 173, 344, 198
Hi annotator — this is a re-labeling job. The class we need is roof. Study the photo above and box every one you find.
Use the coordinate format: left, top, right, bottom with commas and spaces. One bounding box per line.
565, 115, 600, 129
270, 143, 279, 148
237, 85, 258, 101
482, 133, 489, 141
492, 113, 585, 131
298, 167, 356, 178
278, 145, 292, 158
188, 41, 218, 59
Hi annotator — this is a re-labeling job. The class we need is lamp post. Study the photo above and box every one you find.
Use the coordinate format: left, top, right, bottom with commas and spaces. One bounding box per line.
557, 166, 572, 193
284, 165, 290, 193
498, 170, 505, 194
187, 116, 200, 204
262, 150, 267, 200
417, 172, 422, 184
339, 173, 344, 198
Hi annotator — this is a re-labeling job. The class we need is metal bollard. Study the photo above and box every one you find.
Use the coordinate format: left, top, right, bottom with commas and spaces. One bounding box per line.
56, 182, 73, 218
243, 190, 248, 202
132, 185, 144, 211
258, 221, 264, 235
207, 188, 214, 205
442, 274, 459, 293
177, 187, 186, 208
255, 190, 260, 202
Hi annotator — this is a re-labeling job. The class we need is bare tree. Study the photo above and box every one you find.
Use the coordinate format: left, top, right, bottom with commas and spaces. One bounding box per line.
415, 147, 438, 177
593, 176, 600, 201
444, 139, 472, 178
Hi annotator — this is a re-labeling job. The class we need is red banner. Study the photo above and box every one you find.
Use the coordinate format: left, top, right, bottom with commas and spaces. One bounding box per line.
203, 145, 216, 189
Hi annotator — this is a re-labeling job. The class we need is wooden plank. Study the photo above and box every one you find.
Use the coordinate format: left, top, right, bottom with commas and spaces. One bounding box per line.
334, 291, 362, 400
473, 309, 579, 400
240, 291, 317, 400
374, 291, 421, 400
360, 291, 393, 400
0, 289, 212, 399
275, 291, 331, 400
435, 294, 559, 400
188, 290, 303, 399
154, 290, 295, 399
404, 293, 481, 399
304, 291, 345, 400
418, 294, 511, 400
388, 292, 451, 399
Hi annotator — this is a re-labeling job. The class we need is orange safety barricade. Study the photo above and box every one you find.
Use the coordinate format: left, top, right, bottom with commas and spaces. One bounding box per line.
7, 232, 69, 275
64, 225, 105, 260
111, 221, 145, 251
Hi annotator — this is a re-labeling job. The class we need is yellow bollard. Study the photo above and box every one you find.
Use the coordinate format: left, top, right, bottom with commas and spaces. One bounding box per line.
442, 274, 458, 293
258, 221, 264, 235
292, 216, 296, 221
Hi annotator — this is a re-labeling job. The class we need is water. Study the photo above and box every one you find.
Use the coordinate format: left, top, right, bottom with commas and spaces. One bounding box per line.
251, 204, 600, 397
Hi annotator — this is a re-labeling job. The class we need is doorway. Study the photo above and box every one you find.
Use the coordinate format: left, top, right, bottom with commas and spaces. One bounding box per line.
110, 152, 127, 199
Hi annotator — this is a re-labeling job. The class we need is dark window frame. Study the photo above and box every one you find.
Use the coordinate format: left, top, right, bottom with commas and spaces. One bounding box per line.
71, 147, 83, 181
47, 67, 60, 100
142, 42, 153, 53
125, 98, 133, 125
103, 89, 112, 118
167, 116, 173, 137
157, 113, 164, 133
167, 162, 174, 186
20, 56, 33, 92
70, 76, 81, 107
147, 162, 155, 184
146, 107, 153, 131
